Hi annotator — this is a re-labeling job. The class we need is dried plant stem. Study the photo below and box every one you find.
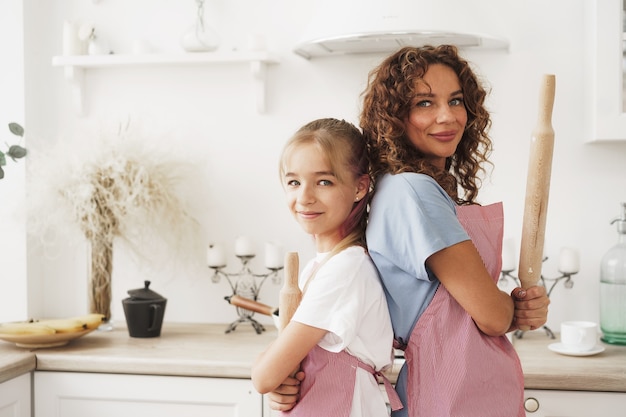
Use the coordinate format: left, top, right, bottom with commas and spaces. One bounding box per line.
89, 235, 113, 321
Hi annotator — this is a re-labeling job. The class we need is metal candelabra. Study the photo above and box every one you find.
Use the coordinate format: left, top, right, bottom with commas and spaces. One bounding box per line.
500, 256, 577, 339
210, 255, 282, 334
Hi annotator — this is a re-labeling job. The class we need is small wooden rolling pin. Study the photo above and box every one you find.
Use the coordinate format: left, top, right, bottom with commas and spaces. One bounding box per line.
278, 252, 301, 333
225, 295, 277, 316
518, 74, 556, 329
278, 251, 302, 377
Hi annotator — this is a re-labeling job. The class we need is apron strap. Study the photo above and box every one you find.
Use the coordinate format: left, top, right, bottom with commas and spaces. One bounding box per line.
358, 361, 404, 411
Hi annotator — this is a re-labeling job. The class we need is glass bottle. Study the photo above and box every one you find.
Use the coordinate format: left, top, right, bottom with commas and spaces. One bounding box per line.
600, 202, 626, 345
180, 0, 219, 52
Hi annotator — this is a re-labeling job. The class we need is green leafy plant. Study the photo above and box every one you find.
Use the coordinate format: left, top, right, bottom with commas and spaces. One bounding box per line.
0, 122, 27, 180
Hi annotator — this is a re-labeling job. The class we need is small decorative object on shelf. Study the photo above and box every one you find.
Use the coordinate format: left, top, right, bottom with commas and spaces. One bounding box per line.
500, 241, 580, 339
180, 0, 220, 52
209, 238, 283, 334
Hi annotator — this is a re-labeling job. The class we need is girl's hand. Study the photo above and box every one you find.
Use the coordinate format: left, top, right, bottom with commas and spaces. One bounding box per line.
508, 286, 550, 332
267, 371, 305, 411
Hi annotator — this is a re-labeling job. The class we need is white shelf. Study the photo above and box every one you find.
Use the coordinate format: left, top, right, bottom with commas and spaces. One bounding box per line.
51, 51, 280, 115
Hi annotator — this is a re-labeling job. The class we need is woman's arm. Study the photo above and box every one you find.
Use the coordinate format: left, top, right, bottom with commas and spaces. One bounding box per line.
251, 321, 326, 394
427, 240, 515, 336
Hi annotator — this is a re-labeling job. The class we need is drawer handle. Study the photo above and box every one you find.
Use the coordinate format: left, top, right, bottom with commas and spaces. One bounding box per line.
524, 397, 540, 413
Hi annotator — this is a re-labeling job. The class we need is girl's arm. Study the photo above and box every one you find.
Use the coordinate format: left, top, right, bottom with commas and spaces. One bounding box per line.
251, 321, 326, 394
427, 240, 515, 336
266, 371, 305, 411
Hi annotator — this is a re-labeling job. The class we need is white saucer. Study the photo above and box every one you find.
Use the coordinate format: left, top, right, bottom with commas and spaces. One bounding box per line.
548, 342, 606, 357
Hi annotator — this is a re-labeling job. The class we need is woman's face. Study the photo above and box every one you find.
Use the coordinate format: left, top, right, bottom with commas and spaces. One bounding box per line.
403, 63, 468, 170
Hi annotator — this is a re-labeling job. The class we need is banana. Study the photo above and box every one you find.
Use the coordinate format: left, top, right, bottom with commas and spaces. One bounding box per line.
0, 321, 56, 336
35, 318, 86, 333
70, 313, 106, 330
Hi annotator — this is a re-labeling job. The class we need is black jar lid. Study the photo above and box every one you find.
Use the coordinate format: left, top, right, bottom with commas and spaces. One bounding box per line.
127, 280, 166, 301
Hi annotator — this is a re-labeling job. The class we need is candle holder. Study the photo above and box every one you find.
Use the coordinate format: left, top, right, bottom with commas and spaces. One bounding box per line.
210, 255, 282, 334
500, 256, 577, 339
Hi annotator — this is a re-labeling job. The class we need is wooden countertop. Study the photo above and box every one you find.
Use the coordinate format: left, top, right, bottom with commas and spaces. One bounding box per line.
0, 349, 36, 384
512, 330, 626, 392
35, 322, 276, 379
1, 322, 625, 392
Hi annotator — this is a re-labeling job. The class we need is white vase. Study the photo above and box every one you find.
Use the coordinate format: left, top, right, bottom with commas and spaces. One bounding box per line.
180, 0, 219, 52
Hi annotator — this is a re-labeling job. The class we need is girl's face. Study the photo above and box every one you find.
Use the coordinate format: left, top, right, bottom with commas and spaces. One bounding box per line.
283, 142, 367, 253
403, 63, 468, 170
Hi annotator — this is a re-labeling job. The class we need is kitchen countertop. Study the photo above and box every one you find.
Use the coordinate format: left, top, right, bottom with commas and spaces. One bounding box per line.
1, 322, 625, 392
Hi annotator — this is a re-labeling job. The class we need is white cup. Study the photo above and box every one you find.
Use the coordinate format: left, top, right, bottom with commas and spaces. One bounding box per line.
560, 321, 598, 351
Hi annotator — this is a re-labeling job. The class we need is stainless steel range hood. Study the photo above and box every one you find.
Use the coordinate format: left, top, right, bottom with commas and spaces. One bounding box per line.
294, 0, 509, 59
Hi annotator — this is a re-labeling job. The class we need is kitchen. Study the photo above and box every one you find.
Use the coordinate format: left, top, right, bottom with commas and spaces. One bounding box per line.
1, 0, 626, 416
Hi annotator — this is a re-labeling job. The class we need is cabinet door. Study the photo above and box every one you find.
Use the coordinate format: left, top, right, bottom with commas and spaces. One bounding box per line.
524, 389, 626, 417
0, 373, 31, 417
35, 372, 262, 417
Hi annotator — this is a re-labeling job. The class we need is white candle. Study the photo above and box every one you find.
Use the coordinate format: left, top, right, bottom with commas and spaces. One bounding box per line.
558, 247, 580, 274
501, 238, 517, 272
63, 20, 81, 56
265, 242, 284, 269
207, 244, 227, 268
234, 236, 255, 257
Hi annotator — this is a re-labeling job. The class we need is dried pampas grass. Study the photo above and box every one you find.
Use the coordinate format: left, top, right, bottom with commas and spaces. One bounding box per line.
27, 123, 209, 318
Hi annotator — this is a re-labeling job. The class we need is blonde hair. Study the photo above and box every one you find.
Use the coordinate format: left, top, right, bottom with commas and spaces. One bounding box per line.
279, 118, 370, 275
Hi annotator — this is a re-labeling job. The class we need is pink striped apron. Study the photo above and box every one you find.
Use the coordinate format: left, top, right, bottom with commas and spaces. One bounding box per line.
399, 202, 525, 417
283, 344, 403, 416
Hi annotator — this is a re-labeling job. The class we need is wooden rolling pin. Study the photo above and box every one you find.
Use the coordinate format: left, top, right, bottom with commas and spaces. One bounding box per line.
278, 252, 301, 333
518, 74, 556, 331
225, 295, 277, 316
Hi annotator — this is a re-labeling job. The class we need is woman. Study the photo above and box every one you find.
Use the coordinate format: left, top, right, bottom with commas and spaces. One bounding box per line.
360, 45, 550, 416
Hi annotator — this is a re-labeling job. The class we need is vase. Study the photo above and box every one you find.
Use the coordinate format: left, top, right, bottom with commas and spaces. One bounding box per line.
180, 0, 219, 52
88, 236, 113, 331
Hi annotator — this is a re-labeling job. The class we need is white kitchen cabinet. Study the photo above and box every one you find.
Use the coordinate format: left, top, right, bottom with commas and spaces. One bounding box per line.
586, 0, 626, 142
524, 389, 626, 416
0, 373, 30, 417
35, 371, 263, 417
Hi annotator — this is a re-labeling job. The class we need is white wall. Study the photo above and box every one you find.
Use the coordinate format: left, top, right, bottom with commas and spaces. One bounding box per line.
1, 0, 624, 335
0, 0, 27, 322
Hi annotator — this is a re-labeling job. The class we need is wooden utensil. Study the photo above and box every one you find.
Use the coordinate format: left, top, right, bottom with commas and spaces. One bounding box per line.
278, 252, 301, 333
225, 295, 277, 316
518, 74, 556, 329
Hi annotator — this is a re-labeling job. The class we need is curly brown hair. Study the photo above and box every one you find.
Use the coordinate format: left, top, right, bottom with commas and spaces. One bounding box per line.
359, 45, 492, 204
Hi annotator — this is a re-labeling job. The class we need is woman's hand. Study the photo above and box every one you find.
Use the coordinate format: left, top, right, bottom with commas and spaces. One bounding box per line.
267, 371, 305, 411
508, 286, 550, 332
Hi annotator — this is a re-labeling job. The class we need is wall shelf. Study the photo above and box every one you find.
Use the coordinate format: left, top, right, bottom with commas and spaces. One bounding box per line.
51, 51, 280, 115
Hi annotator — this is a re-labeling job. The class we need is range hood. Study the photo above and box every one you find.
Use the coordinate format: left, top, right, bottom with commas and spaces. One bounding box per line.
294, 0, 509, 59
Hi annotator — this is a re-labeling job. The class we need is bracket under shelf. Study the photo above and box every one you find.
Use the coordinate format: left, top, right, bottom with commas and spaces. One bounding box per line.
51, 51, 280, 116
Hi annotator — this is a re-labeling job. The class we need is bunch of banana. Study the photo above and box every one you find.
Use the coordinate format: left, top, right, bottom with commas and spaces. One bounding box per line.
0, 321, 56, 336
0, 313, 106, 336
69, 313, 107, 330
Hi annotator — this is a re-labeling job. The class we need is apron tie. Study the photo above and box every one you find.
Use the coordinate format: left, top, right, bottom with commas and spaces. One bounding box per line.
358, 361, 404, 411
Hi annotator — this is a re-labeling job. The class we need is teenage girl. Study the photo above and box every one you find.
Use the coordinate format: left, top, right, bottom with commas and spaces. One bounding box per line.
251, 118, 402, 416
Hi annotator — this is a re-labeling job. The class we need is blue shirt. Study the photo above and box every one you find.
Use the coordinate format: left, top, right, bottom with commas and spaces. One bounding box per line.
366, 173, 470, 343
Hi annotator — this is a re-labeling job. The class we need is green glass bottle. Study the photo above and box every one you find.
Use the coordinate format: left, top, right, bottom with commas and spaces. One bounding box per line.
600, 202, 626, 345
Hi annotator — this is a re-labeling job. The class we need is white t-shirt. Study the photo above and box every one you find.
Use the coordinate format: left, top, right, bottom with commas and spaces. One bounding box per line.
292, 246, 395, 416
